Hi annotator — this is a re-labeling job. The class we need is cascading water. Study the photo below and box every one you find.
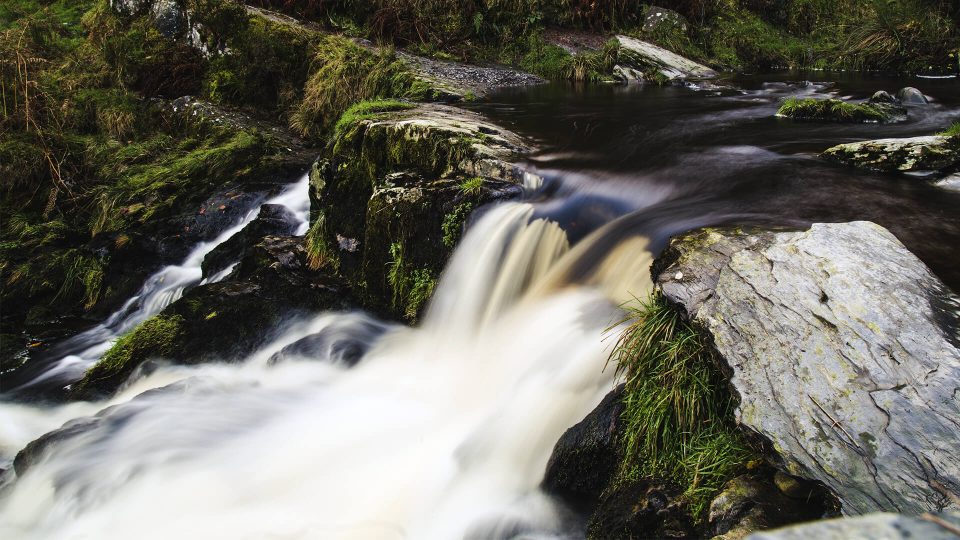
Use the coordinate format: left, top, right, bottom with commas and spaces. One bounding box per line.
10, 174, 312, 392
0, 199, 654, 540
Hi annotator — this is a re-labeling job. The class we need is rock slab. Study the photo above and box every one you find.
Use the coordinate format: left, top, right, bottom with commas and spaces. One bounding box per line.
747, 511, 960, 540
656, 222, 960, 516
614, 35, 717, 83
823, 135, 960, 173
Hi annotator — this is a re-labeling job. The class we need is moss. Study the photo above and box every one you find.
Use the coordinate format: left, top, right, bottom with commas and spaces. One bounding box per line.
73, 314, 184, 396
386, 241, 436, 322
334, 99, 416, 135
776, 97, 892, 123
441, 201, 474, 249
609, 291, 754, 521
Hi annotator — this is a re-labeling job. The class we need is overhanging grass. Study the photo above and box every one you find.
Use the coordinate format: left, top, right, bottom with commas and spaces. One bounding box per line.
941, 122, 960, 138
609, 291, 753, 520
777, 97, 889, 123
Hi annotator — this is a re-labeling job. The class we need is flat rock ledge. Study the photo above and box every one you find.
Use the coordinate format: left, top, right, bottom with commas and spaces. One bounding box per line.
614, 35, 717, 83
655, 222, 960, 516
746, 511, 960, 540
822, 135, 960, 173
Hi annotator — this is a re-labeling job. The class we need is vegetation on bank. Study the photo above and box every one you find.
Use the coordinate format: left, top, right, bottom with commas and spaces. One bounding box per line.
941, 121, 960, 138
251, 0, 959, 75
609, 292, 754, 520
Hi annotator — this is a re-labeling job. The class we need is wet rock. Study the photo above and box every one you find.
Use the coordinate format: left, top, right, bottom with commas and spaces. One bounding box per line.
822, 135, 960, 173
746, 512, 960, 540
73, 236, 356, 399
587, 479, 695, 539
542, 385, 625, 513
267, 316, 390, 366
897, 86, 929, 105
655, 222, 960, 515
936, 172, 960, 191
613, 35, 717, 83
201, 203, 299, 280
868, 90, 896, 104
708, 473, 836, 539
314, 103, 528, 320
13, 416, 101, 477
148, 0, 185, 38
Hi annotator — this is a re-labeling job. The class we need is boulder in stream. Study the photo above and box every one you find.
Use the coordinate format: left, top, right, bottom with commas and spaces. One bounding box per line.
612, 35, 717, 83
897, 86, 930, 105
654, 222, 960, 516
822, 135, 960, 173
312, 103, 529, 321
746, 511, 960, 540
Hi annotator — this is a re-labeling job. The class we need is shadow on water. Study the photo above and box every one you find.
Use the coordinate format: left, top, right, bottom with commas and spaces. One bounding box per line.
468, 72, 960, 290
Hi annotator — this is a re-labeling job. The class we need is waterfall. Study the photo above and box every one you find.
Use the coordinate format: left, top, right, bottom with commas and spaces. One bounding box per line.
11, 174, 312, 391
0, 201, 654, 540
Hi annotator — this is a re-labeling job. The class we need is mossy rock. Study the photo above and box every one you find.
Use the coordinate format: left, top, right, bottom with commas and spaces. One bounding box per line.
72, 235, 356, 400
311, 103, 529, 320
776, 98, 906, 124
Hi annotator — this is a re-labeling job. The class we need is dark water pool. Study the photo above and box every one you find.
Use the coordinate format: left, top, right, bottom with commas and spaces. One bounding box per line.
467, 72, 960, 289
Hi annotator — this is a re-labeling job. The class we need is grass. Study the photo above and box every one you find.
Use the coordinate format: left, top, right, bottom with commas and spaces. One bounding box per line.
940, 122, 960, 138
458, 176, 483, 196
289, 35, 436, 138
608, 291, 753, 521
441, 201, 473, 248
777, 97, 891, 123
386, 241, 436, 321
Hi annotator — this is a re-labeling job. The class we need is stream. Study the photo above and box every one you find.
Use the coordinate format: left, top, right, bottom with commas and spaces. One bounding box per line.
0, 73, 958, 539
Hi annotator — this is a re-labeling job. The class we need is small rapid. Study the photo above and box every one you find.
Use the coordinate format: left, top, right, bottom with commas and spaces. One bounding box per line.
0, 200, 654, 540
9, 174, 312, 393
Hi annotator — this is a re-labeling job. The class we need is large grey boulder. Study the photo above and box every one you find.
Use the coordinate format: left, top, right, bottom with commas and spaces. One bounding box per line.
822, 135, 960, 173
746, 512, 960, 539
897, 87, 930, 105
613, 35, 717, 83
655, 222, 960, 516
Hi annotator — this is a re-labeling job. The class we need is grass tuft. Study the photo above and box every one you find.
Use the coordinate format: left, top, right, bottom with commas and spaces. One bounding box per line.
609, 291, 753, 520
777, 97, 891, 123
333, 99, 415, 135
940, 122, 960, 138
458, 176, 484, 196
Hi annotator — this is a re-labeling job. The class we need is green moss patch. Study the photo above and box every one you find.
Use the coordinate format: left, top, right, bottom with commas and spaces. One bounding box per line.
74, 314, 185, 397
334, 99, 415, 135
776, 98, 894, 123
609, 292, 754, 521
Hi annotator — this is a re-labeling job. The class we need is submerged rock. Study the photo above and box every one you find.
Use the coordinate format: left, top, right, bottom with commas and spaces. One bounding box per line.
747, 512, 960, 540
313, 103, 528, 320
822, 135, 960, 173
587, 479, 695, 539
613, 35, 717, 83
655, 222, 960, 516
868, 90, 896, 104
709, 473, 836, 539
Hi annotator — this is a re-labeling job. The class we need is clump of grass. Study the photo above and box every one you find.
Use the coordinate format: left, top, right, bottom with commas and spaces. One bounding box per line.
609, 291, 753, 520
458, 176, 484, 196
777, 97, 890, 123
940, 122, 960, 138
290, 36, 436, 138
304, 214, 337, 271
333, 99, 415, 135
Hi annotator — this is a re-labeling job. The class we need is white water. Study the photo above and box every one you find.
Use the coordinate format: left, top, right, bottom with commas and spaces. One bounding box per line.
14, 174, 312, 390
0, 201, 654, 539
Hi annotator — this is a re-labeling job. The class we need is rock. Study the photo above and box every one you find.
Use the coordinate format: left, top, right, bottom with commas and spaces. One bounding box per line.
542, 385, 625, 513
72, 236, 356, 399
746, 512, 960, 540
148, 0, 185, 38
586, 479, 695, 539
314, 103, 528, 320
708, 474, 836, 539
642, 6, 688, 36
13, 417, 101, 476
201, 203, 300, 280
613, 35, 717, 83
655, 222, 960, 516
868, 90, 896, 104
897, 86, 929, 105
822, 135, 960, 173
